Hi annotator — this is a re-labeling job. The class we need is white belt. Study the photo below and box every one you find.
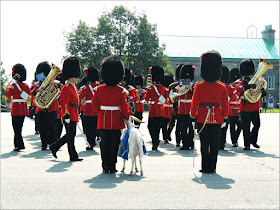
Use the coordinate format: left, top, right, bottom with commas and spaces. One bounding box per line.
150, 101, 162, 105
179, 99, 192, 103
163, 104, 173, 107
13, 99, 26, 103
136, 101, 144, 103
230, 101, 240, 105
85, 100, 92, 103
100, 105, 120, 111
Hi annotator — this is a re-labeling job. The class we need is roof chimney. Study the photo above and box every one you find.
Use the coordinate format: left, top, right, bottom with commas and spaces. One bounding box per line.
261, 25, 275, 44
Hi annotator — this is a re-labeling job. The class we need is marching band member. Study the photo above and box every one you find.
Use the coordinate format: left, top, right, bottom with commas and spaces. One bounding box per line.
219, 65, 233, 150
49, 56, 83, 161
79, 66, 100, 150
190, 51, 229, 173
229, 67, 242, 147
6, 64, 31, 151
235, 59, 265, 150
92, 55, 130, 173
177, 64, 196, 150
78, 76, 88, 134
161, 73, 174, 144
33, 61, 60, 150
144, 66, 168, 150
133, 75, 146, 128
167, 64, 183, 145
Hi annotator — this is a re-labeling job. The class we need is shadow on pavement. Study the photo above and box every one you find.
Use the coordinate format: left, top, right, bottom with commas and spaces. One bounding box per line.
145, 149, 165, 156
192, 173, 235, 189
23, 134, 40, 141
84, 172, 144, 189
234, 149, 279, 158
0, 151, 20, 159
78, 150, 99, 157
20, 150, 52, 159
46, 161, 73, 173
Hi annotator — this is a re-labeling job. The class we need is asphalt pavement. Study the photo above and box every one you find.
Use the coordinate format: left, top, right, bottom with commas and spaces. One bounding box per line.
1, 112, 279, 209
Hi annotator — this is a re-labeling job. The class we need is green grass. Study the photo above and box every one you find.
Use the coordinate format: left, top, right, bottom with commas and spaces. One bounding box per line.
260, 108, 279, 113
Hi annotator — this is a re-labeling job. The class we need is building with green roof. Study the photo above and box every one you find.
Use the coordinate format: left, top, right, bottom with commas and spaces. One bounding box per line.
159, 25, 279, 107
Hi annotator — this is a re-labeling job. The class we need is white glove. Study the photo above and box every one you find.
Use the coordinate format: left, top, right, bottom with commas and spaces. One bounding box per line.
221, 122, 226, 128
192, 122, 196, 130
65, 119, 70, 124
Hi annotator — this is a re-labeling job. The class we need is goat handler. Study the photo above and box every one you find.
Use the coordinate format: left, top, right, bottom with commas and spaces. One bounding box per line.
92, 55, 130, 173
190, 51, 229, 174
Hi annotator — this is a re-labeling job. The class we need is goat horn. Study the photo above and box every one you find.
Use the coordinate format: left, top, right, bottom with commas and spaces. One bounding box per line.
130, 115, 145, 123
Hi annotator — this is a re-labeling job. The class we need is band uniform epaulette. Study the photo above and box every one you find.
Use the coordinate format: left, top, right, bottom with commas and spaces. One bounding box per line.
128, 85, 135, 91
118, 85, 129, 95
146, 86, 152, 90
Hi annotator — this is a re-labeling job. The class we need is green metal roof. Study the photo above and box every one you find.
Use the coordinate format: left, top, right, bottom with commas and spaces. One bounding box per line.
159, 35, 279, 60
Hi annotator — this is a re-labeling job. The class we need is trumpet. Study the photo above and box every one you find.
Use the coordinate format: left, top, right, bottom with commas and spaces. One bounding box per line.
146, 74, 152, 87
5, 73, 21, 89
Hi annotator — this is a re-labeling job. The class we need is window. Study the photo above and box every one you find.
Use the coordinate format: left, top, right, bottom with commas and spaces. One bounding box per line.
268, 76, 275, 90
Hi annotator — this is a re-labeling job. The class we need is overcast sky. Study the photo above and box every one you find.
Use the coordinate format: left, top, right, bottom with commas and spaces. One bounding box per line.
1, 0, 279, 85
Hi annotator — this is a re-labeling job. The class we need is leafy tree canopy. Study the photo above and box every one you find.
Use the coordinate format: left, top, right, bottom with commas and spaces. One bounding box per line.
64, 5, 173, 79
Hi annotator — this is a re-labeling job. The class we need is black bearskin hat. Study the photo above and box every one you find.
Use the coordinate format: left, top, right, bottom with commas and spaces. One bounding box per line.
62, 56, 81, 80
134, 75, 144, 87
150, 65, 164, 83
175, 64, 184, 81
201, 50, 222, 82
129, 73, 135, 86
229, 67, 241, 83
123, 68, 131, 83
78, 76, 88, 89
101, 55, 124, 86
180, 64, 195, 81
221, 65, 230, 84
162, 73, 174, 87
35, 61, 51, 79
240, 59, 255, 76
87, 66, 99, 82
12, 63, 26, 82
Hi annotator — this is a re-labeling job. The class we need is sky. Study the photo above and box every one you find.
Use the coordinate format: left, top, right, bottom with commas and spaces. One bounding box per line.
1, 0, 279, 85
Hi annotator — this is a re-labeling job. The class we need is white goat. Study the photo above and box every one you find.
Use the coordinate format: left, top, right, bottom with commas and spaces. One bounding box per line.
121, 116, 146, 176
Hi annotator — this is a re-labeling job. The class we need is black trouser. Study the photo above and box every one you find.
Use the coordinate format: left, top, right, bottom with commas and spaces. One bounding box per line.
12, 116, 25, 149
240, 111, 260, 147
57, 119, 63, 139
161, 117, 169, 141
229, 116, 242, 144
133, 111, 143, 128
167, 110, 180, 142
219, 122, 229, 149
148, 117, 162, 148
177, 114, 194, 148
35, 113, 40, 133
38, 111, 58, 148
50, 121, 79, 160
198, 123, 220, 172
99, 130, 121, 170
83, 116, 98, 147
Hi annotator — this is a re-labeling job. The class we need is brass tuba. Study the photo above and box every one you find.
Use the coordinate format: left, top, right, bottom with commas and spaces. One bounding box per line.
169, 79, 191, 103
34, 64, 62, 109
244, 59, 273, 103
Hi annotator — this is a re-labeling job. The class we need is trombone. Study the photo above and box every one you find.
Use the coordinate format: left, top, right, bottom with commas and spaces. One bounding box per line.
5, 73, 21, 90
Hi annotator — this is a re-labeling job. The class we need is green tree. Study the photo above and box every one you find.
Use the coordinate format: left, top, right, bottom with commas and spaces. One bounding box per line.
64, 5, 173, 79
1, 62, 8, 105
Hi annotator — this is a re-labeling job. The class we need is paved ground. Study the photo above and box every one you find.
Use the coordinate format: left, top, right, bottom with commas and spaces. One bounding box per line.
1, 112, 279, 209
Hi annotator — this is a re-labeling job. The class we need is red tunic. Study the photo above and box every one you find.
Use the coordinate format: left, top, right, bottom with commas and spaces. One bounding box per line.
127, 85, 137, 103
177, 84, 194, 115
135, 88, 146, 112
60, 83, 79, 122
92, 84, 130, 130
229, 86, 240, 116
6, 82, 31, 116
162, 87, 173, 119
235, 80, 260, 112
190, 81, 229, 124
78, 83, 99, 117
144, 84, 169, 118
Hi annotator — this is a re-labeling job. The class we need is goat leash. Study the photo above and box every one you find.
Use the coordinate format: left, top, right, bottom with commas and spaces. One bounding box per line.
192, 107, 211, 168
